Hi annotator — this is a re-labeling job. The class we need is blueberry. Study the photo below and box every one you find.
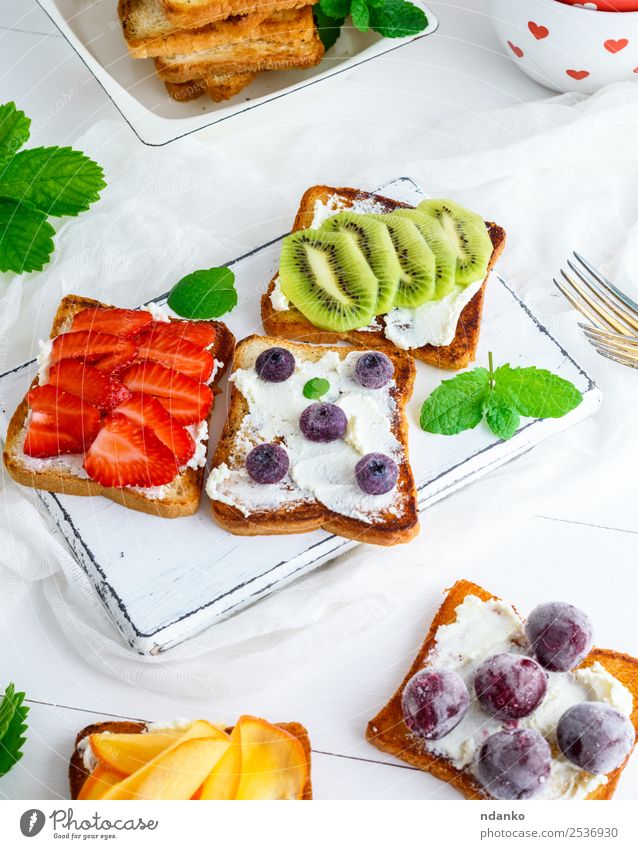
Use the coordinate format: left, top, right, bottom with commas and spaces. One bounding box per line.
478, 729, 551, 800
299, 402, 347, 443
557, 702, 635, 775
526, 602, 593, 672
355, 453, 398, 495
255, 347, 295, 383
402, 669, 470, 740
245, 443, 289, 484
474, 653, 547, 719
354, 352, 394, 389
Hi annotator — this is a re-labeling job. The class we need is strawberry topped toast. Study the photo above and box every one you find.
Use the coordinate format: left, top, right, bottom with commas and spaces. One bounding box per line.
3, 295, 235, 518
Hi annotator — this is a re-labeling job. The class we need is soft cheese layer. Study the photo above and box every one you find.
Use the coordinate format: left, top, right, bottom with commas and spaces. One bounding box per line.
419, 595, 633, 800
206, 350, 403, 522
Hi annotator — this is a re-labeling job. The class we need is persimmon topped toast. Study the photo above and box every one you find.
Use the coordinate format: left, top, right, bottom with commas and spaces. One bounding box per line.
70, 715, 312, 800
206, 335, 419, 546
3, 294, 235, 519
261, 186, 506, 370
367, 579, 638, 800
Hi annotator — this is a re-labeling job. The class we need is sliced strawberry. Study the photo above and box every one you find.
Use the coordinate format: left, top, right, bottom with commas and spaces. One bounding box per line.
139, 319, 216, 350
84, 414, 178, 488
48, 360, 131, 412
135, 329, 214, 382
115, 392, 195, 466
121, 362, 212, 425
70, 308, 153, 338
51, 331, 138, 376
24, 384, 100, 458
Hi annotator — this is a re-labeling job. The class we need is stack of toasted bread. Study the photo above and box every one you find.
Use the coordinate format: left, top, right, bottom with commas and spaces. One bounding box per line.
118, 0, 324, 103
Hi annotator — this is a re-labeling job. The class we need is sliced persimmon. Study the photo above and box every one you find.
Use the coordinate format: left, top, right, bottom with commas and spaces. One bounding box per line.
89, 728, 190, 776
78, 765, 124, 800
199, 724, 242, 800
234, 716, 307, 800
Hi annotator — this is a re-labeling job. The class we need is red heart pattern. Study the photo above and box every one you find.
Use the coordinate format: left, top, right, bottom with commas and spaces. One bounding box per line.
566, 70, 590, 81
528, 21, 549, 40
507, 41, 524, 58
604, 39, 629, 54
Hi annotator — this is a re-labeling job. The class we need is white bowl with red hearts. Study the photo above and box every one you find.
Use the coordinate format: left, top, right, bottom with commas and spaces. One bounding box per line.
488, 0, 638, 93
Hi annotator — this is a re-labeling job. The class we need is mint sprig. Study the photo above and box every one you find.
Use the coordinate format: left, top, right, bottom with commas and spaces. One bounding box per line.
0, 684, 29, 778
0, 102, 105, 275
168, 267, 237, 319
303, 377, 330, 399
420, 353, 583, 441
315, 0, 427, 49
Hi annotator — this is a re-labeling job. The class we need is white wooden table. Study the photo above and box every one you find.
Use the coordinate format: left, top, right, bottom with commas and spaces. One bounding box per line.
1, 0, 637, 801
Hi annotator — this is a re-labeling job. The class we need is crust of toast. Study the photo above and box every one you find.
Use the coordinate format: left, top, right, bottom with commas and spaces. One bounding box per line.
209, 335, 419, 546
3, 295, 235, 519
366, 579, 638, 800
165, 71, 257, 102
154, 7, 323, 82
69, 719, 312, 800
261, 186, 507, 370
161, 0, 313, 28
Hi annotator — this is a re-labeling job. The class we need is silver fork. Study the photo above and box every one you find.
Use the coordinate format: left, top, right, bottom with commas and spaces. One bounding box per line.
554, 252, 638, 369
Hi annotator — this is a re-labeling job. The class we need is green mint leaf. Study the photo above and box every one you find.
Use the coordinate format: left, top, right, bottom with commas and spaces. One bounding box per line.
314, 7, 345, 49
485, 392, 520, 441
303, 377, 330, 399
319, 0, 350, 18
369, 1, 428, 38
168, 267, 237, 319
351, 0, 370, 31
0, 103, 30, 160
0, 147, 105, 218
0, 198, 55, 274
0, 684, 29, 778
495, 364, 583, 419
420, 368, 490, 435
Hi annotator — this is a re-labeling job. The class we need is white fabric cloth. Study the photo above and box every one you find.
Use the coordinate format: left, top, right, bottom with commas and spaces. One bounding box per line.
2, 82, 638, 696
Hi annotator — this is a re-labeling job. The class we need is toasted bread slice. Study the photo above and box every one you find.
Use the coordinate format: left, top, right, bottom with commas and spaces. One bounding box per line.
261, 186, 507, 370
70, 719, 312, 799
208, 335, 419, 546
366, 579, 638, 800
3, 295, 235, 519
155, 7, 323, 82
161, 0, 313, 28
119, 0, 272, 58
165, 71, 257, 101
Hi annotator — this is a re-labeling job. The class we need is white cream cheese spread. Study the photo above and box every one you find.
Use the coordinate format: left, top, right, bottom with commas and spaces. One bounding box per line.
417, 595, 634, 800
206, 349, 402, 522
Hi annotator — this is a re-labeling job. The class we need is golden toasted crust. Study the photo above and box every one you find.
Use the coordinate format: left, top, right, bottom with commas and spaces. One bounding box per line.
261, 186, 507, 370
165, 71, 257, 102
161, 0, 313, 28
209, 335, 419, 546
366, 579, 638, 800
69, 719, 313, 800
2, 294, 235, 519
154, 7, 323, 82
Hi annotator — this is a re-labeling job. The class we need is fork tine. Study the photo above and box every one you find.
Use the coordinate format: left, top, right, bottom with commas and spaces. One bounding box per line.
553, 278, 607, 329
593, 346, 638, 370
579, 323, 638, 350
566, 259, 638, 334
573, 252, 638, 316
586, 335, 638, 360
556, 271, 629, 333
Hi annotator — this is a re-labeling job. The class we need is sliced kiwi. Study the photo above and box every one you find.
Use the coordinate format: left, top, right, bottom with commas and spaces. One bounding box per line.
393, 209, 457, 299
417, 199, 493, 287
279, 229, 378, 332
368, 213, 436, 309
321, 211, 400, 315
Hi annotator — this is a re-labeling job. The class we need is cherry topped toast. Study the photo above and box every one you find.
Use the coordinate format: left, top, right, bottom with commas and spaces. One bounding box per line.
3, 294, 235, 518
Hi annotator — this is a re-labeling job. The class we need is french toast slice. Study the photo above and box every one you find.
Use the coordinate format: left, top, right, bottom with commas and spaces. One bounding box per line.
208, 335, 419, 546
160, 0, 313, 28
3, 295, 235, 519
366, 579, 638, 800
70, 719, 312, 799
261, 186, 507, 370
164, 71, 257, 102
154, 6, 323, 82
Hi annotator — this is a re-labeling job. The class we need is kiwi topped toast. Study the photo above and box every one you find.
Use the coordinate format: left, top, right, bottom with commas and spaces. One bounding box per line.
3, 294, 235, 519
261, 186, 506, 370
206, 335, 419, 546
367, 580, 638, 800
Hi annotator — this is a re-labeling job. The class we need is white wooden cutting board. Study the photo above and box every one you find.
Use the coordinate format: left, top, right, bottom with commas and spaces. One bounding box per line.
0, 178, 601, 655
